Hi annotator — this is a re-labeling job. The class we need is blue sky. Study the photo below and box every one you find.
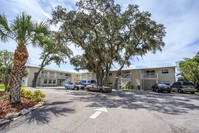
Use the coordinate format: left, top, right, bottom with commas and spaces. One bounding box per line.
0, 0, 199, 72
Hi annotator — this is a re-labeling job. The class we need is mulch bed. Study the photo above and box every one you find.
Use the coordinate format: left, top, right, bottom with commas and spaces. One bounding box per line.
0, 92, 36, 119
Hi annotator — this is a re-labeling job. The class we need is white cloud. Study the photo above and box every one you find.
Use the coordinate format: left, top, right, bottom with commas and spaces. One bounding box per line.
0, 0, 199, 72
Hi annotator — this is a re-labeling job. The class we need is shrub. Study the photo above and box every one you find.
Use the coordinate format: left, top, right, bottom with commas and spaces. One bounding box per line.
20, 89, 45, 102
32, 90, 45, 102
122, 82, 132, 90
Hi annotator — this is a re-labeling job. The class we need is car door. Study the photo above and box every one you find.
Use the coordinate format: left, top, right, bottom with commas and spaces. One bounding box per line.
68, 82, 74, 89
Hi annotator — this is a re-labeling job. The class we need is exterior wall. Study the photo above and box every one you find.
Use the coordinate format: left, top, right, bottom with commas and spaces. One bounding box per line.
23, 66, 74, 87
81, 73, 96, 81
140, 67, 176, 90
23, 66, 175, 88
22, 67, 40, 87
130, 70, 142, 89
107, 71, 117, 87
157, 67, 176, 85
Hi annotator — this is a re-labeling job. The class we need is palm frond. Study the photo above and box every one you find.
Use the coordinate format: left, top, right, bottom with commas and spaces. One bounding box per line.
0, 13, 12, 42
11, 12, 34, 44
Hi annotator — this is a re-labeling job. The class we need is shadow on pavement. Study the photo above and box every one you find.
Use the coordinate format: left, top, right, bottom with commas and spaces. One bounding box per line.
0, 101, 75, 131
70, 90, 199, 115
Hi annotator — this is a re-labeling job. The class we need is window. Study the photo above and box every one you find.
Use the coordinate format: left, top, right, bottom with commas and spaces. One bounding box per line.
48, 79, 52, 84
44, 79, 47, 84
162, 69, 169, 74
53, 80, 56, 84
162, 81, 170, 85
109, 73, 112, 76
109, 82, 112, 85
146, 70, 155, 75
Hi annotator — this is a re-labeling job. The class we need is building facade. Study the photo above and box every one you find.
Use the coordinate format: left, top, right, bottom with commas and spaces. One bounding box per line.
107, 66, 176, 90
22, 66, 176, 89
22, 66, 75, 87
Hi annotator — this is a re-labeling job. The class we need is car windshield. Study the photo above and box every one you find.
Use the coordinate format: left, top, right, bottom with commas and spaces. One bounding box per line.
158, 84, 168, 87
183, 82, 194, 86
75, 83, 80, 85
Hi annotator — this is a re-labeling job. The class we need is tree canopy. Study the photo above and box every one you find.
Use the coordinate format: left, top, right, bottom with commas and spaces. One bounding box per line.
50, 0, 166, 86
32, 32, 72, 87
179, 52, 199, 90
0, 50, 13, 91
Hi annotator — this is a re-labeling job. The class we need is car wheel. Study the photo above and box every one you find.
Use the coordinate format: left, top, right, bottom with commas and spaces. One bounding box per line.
99, 89, 103, 93
65, 87, 68, 90
168, 90, 171, 93
156, 89, 159, 93
191, 92, 195, 94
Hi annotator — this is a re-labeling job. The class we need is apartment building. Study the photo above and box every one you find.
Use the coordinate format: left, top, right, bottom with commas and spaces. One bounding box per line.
107, 66, 176, 90
22, 66, 76, 87
22, 65, 175, 89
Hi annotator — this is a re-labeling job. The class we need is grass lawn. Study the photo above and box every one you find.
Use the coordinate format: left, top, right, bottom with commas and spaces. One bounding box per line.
195, 92, 199, 95
0, 85, 5, 90
0, 84, 26, 90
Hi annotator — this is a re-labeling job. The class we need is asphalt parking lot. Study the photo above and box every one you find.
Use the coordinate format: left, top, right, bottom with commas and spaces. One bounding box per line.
1, 88, 199, 133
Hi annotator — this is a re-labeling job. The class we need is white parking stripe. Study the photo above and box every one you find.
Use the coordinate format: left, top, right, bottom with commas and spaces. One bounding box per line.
90, 111, 102, 119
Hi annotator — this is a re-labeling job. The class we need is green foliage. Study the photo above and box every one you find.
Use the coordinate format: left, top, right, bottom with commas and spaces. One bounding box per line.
122, 82, 132, 90
20, 89, 32, 99
179, 52, 199, 90
31, 33, 72, 87
50, 0, 165, 86
0, 50, 13, 91
20, 89, 45, 102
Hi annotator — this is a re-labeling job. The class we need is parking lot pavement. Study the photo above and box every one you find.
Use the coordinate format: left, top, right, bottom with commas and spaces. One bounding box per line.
1, 88, 199, 133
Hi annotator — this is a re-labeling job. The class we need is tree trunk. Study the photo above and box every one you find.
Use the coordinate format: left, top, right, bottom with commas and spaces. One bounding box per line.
10, 44, 28, 103
114, 64, 125, 89
32, 68, 43, 88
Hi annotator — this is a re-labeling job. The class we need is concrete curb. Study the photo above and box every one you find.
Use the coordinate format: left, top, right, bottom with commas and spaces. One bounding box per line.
0, 101, 45, 126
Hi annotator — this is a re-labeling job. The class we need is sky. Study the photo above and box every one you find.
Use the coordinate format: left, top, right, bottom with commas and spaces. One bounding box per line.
0, 0, 199, 72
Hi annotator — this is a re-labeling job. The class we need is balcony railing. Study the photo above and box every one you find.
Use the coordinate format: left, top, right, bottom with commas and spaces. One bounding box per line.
40, 74, 70, 79
141, 73, 158, 79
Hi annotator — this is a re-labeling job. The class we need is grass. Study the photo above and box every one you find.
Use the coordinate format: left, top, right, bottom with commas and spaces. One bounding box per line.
0, 84, 26, 90
0, 85, 5, 90
195, 92, 199, 95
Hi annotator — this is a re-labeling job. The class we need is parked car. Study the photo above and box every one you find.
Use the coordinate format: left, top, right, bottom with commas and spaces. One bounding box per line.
80, 80, 96, 86
151, 83, 171, 93
64, 82, 85, 90
171, 81, 196, 94
86, 83, 112, 93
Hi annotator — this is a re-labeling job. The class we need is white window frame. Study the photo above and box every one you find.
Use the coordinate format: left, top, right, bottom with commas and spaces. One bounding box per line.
162, 69, 169, 74
44, 79, 47, 84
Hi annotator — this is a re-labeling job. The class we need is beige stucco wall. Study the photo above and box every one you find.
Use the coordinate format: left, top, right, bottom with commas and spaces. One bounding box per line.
24, 66, 74, 87
130, 70, 142, 89
23, 66, 175, 88
156, 67, 176, 85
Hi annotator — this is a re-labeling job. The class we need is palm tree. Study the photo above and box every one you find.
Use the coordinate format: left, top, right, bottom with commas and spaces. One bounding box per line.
0, 12, 49, 103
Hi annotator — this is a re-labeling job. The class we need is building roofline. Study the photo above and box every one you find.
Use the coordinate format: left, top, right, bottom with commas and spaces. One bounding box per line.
109, 66, 176, 72
26, 65, 176, 74
26, 65, 78, 74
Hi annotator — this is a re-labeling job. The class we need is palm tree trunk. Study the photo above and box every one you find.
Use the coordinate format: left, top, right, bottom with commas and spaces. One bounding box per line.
10, 44, 28, 103
32, 68, 43, 88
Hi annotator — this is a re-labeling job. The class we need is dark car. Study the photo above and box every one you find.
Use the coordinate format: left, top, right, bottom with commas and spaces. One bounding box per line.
152, 83, 171, 93
171, 81, 196, 94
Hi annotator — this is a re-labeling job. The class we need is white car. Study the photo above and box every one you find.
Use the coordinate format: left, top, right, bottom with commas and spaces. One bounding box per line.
64, 82, 85, 90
